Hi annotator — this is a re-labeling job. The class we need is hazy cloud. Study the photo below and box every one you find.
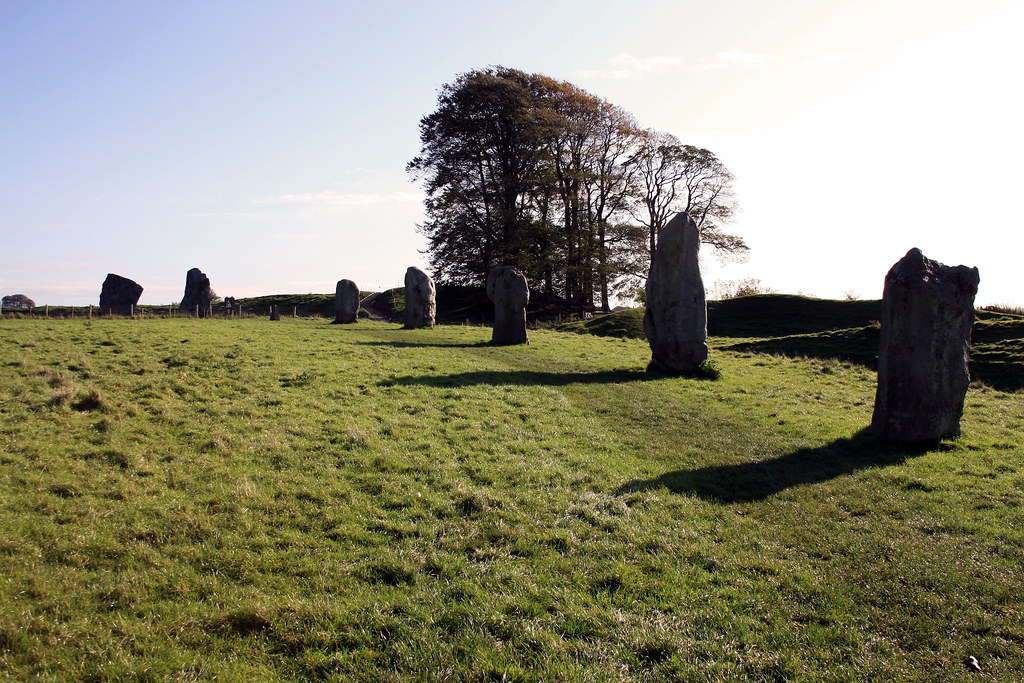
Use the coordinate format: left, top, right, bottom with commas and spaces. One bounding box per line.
253, 191, 423, 208
272, 233, 318, 241
4, 280, 100, 300
608, 54, 687, 74
187, 211, 263, 218
1, 255, 100, 273
32, 223, 78, 232
716, 49, 775, 66
581, 49, 774, 79
805, 51, 867, 66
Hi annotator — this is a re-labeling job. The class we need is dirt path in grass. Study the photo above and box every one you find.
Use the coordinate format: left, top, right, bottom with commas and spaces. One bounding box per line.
359, 291, 391, 322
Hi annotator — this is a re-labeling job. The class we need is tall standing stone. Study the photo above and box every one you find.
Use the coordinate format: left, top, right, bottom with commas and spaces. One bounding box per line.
179, 267, 212, 318
871, 248, 979, 442
404, 267, 436, 329
487, 266, 529, 345
334, 279, 360, 324
643, 212, 708, 373
99, 273, 143, 316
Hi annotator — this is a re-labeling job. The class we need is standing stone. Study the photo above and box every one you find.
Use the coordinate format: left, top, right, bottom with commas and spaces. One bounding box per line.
269, 304, 280, 321
334, 279, 360, 324
99, 273, 143, 316
872, 248, 979, 442
643, 212, 708, 373
404, 267, 436, 329
487, 266, 529, 345
179, 268, 212, 318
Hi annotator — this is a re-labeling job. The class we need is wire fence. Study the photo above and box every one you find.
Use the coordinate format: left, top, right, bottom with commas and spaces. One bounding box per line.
0, 303, 333, 320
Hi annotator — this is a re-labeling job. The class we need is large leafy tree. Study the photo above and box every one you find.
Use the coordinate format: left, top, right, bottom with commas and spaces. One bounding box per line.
408, 67, 558, 286
410, 67, 745, 310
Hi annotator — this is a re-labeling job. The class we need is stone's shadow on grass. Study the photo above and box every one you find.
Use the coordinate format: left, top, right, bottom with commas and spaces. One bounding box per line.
385, 368, 660, 387
354, 340, 492, 349
617, 428, 945, 503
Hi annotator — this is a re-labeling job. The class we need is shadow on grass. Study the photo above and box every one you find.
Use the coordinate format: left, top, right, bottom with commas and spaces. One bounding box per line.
617, 428, 945, 503
355, 339, 492, 349
383, 367, 684, 388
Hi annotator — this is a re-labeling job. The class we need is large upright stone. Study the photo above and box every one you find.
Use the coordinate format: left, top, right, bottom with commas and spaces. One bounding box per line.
487, 266, 529, 345
179, 267, 212, 318
871, 248, 979, 442
99, 273, 143, 316
643, 212, 708, 373
404, 267, 436, 329
334, 279, 360, 324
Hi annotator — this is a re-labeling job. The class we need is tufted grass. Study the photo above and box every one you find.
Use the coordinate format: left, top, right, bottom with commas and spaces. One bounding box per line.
0, 316, 1021, 681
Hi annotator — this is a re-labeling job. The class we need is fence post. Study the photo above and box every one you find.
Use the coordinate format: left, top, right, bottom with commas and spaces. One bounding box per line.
45, 305, 49, 318
88, 305, 92, 319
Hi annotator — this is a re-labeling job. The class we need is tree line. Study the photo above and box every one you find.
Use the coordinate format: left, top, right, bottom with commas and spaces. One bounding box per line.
408, 66, 746, 311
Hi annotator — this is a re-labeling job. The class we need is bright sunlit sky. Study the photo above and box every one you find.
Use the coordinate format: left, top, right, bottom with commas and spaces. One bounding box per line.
2, 0, 1021, 306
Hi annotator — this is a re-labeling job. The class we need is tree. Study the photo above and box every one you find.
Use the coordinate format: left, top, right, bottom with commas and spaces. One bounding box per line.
408, 67, 559, 287
409, 67, 746, 311
707, 278, 776, 300
538, 84, 640, 309
2, 294, 35, 309
579, 101, 642, 311
630, 131, 746, 269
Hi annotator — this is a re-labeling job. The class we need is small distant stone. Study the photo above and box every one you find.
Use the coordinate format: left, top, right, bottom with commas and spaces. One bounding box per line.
404, 267, 436, 329
179, 267, 213, 318
334, 279, 360, 324
98, 273, 143, 316
487, 266, 529, 345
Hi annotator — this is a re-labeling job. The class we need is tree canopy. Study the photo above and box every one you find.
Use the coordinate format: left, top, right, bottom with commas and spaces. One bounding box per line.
409, 66, 746, 310
1, 294, 35, 309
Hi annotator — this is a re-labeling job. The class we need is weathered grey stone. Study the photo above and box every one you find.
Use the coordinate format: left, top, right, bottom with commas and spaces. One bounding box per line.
179, 267, 212, 318
486, 266, 529, 345
334, 279, 360, 324
643, 212, 708, 373
871, 248, 979, 442
269, 304, 280, 321
99, 273, 143, 316
404, 267, 436, 329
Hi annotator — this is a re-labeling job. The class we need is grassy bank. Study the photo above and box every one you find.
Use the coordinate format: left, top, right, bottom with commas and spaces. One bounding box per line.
1, 316, 1021, 681
557, 296, 1024, 392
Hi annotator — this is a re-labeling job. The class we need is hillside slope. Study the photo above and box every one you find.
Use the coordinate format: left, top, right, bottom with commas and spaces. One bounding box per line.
556, 295, 1024, 391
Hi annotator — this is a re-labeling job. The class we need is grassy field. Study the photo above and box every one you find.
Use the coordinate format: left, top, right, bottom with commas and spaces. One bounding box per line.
558, 296, 1024, 392
1, 313, 1022, 681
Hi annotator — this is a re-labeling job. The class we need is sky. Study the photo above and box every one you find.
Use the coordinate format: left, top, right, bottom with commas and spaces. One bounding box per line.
2, 0, 1022, 307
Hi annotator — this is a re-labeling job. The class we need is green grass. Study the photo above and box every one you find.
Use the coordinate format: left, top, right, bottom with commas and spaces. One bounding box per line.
1, 316, 1022, 681
558, 296, 1024, 392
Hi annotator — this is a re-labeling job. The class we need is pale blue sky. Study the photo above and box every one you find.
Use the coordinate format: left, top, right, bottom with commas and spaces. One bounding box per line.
2, 0, 1021, 306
